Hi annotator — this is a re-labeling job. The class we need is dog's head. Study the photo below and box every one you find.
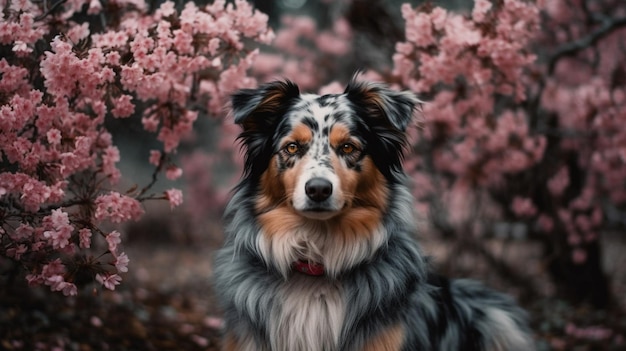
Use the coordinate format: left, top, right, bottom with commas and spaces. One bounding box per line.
232, 80, 419, 221
229, 80, 420, 276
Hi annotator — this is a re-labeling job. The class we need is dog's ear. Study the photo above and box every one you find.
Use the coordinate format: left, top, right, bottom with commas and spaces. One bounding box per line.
231, 80, 301, 181
231, 80, 300, 133
343, 80, 420, 132
344, 80, 421, 180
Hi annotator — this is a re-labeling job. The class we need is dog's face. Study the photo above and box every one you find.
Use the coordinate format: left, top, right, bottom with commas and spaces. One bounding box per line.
260, 93, 390, 221
232, 80, 419, 221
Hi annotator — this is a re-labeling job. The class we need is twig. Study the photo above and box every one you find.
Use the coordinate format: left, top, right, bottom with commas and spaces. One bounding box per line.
136, 151, 166, 200
34, 0, 68, 21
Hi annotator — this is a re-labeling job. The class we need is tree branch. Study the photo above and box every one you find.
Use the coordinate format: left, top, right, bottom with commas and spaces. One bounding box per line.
548, 16, 626, 74
34, 0, 68, 21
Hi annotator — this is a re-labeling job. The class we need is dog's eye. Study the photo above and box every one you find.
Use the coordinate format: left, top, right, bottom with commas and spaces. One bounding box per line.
285, 142, 300, 155
340, 143, 356, 155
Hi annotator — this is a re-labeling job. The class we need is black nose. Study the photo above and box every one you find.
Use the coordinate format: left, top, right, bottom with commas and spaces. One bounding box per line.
305, 178, 333, 202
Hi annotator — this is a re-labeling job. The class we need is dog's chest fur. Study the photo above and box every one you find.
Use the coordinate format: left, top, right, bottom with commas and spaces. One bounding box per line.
270, 275, 344, 351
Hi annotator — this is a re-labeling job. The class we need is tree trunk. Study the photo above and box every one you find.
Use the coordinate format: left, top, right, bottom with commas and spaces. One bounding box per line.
545, 233, 611, 308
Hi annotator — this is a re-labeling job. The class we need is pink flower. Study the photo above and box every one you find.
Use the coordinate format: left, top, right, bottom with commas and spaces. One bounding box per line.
571, 248, 587, 265
472, 0, 492, 23
537, 214, 554, 232
567, 234, 582, 246
7, 244, 27, 260
430, 7, 447, 31
113, 252, 130, 273
42, 209, 74, 249
88, 0, 102, 14
156, 0, 176, 18
548, 167, 569, 196
91, 316, 103, 327
511, 197, 537, 217
149, 150, 162, 166
96, 273, 122, 290
57, 281, 78, 296
111, 94, 135, 118
102, 146, 121, 182
141, 114, 159, 132
46, 128, 62, 145
106, 230, 121, 254
26, 273, 45, 286
315, 32, 350, 56
79, 228, 92, 248
165, 188, 183, 209
41, 258, 66, 278
165, 165, 182, 180
12, 223, 33, 240
67, 23, 90, 44
318, 82, 344, 95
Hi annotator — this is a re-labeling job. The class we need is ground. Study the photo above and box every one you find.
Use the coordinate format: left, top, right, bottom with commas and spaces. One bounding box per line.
1, 228, 625, 351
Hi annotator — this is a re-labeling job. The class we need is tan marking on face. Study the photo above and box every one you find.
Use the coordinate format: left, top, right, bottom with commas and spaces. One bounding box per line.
332, 154, 388, 239
257, 123, 313, 214
258, 123, 388, 243
354, 157, 388, 209
331, 151, 357, 208
287, 123, 313, 145
361, 324, 405, 351
329, 124, 389, 240
332, 154, 388, 208
257, 160, 306, 234
256, 155, 285, 213
329, 124, 354, 148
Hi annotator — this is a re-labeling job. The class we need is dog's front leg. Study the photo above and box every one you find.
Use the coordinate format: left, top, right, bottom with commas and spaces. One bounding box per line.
222, 332, 265, 351
361, 324, 405, 351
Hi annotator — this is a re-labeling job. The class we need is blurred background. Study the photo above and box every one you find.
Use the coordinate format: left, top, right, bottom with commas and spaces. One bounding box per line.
1, 0, 625, 350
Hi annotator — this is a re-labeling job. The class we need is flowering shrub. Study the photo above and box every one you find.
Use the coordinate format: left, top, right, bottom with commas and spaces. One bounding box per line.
0, 0, 272, 295
393, 0, 626, 305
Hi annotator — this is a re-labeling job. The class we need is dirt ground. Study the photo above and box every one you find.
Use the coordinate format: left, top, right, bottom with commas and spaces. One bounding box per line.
1, 226, 625, 351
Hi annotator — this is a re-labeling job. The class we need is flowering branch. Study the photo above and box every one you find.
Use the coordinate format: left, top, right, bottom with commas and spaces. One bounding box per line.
547, 15, 626, 73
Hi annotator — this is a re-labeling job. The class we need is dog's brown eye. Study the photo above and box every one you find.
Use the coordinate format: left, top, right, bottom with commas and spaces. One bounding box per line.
341, 143, 355, 154
285, 143, 299, 155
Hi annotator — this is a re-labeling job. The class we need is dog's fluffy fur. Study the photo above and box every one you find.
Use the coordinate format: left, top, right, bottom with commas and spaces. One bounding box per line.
213, 80, 534, 351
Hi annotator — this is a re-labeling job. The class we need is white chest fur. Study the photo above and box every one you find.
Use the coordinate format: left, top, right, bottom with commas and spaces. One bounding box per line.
269, 274, 345, 351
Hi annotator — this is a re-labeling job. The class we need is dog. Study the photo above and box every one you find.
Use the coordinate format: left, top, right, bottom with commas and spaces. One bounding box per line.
213, 80, 534, 351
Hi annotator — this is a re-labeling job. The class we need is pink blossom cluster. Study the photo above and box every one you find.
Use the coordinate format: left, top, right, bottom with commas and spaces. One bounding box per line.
1, 0, 272, 295
252, 15, 353, 90
26, 258, 78, 297
565, 322, 614, 341
396, 1, 544, 218
395, 0, 538, 99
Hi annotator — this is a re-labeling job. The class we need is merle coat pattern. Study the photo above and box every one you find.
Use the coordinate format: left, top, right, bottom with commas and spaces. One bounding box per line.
213, 80, 534, 351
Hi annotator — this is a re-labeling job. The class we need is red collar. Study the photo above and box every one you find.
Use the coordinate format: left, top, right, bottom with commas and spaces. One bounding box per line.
293, 260, 325, 276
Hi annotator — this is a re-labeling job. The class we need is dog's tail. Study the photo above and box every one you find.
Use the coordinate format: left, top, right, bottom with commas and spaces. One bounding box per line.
447, 278, 535, 351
